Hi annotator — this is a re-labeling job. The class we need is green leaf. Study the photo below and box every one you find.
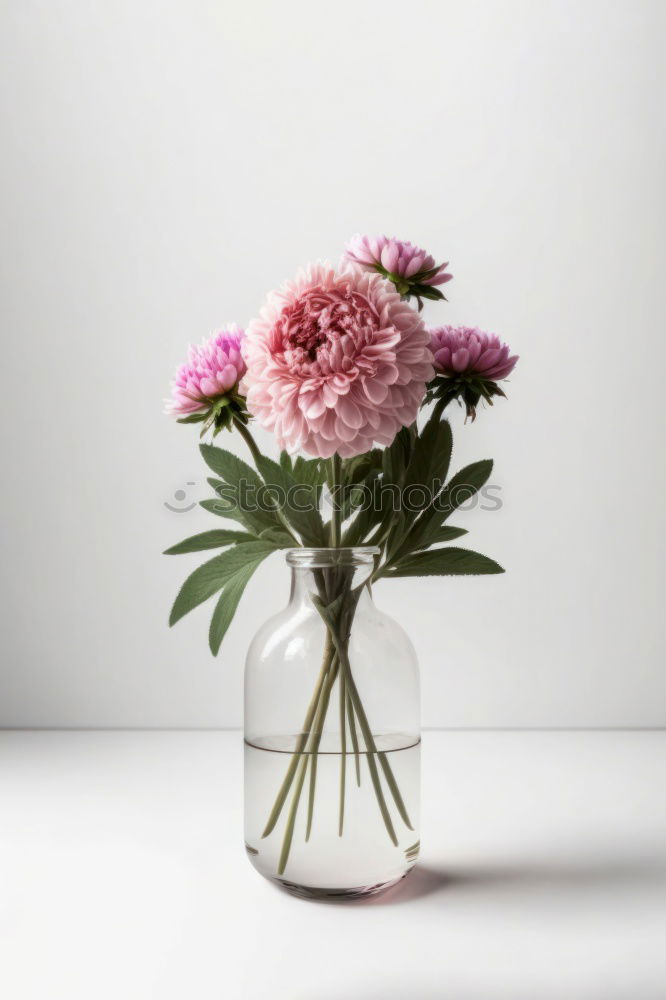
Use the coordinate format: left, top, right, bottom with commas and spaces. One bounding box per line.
388, 428, 413, 483
200, 443, 263, 493
163, 529, 253, 555
403, 459, 493, 556
279, 451, 293, 473
255, 455, 326, 547
404, 417, 452, 499
435, 459, 493, 521
203, 472, 280, 536
292, 456, 327, 489
200, 497, 265, 536
200, 445, 281, 529
208, 559, 263, 655
387, 546, 504, 577
382, 419, 452, 561
412, 525, 467, 550
342, 470, 385, 545
310, 592, 347, 635
258, 527, 295, 547
169, 541, 275, 626
199, 497, 241, 519
343, 449, 382, 488
339, 468, 381, 525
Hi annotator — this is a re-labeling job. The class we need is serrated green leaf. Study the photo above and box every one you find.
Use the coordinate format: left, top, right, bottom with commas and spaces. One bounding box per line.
404, 417, 452, 499
163, 529, 253, 555
382, 444, 393, 484
435, 459, 493, 520
199, 497, 240, 519
292, 456, 327, 489
199, 443, 263, 493
201, 455, 280, 535
258, 527, 294, 547
255, 455, 326, 547
208, 560, 263, 655
382, 419, 453, 561
200, 496, 264, 535
412, 525, 468, 550
387, 546, 504, 578
169, 541, 275, 626
400, 459, 493, 558
339, 468, 380, 525
200, 445, 280, 530
342, 470, 385, 545
343, 449, 382, 488
388, 427, 413, 484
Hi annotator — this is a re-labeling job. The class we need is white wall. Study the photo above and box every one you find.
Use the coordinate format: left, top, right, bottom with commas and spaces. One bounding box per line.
1, 0, 665, 728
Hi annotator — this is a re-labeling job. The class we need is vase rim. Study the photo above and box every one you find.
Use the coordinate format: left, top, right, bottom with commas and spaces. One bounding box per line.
286, 546, 380, 568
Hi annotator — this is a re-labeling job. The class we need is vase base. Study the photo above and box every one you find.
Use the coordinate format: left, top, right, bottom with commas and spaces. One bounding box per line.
273, 870, 411, 901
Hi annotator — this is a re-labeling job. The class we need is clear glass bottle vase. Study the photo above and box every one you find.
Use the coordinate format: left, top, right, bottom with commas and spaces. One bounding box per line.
244, 546, 420, 899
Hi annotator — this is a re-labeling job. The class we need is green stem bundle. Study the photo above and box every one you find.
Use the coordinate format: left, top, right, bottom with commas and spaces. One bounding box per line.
236, 426, 412, 876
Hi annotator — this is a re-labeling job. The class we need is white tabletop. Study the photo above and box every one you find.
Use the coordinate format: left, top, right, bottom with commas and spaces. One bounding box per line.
1, 730, 664, 1000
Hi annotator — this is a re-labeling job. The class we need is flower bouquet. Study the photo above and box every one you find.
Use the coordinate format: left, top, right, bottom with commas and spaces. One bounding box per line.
165, 235, 518, 898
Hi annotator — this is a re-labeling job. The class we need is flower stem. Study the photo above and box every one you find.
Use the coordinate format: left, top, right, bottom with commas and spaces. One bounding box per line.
261, 633, 335, 838
328, 627, 398, 846
329, 453, 342, 549
304, 653, 339, 842
338, 664, 347, 836
277, 753, 309, 877
232, 416, 263, 465
232, 416, 300, 545
346, 690, 361, 786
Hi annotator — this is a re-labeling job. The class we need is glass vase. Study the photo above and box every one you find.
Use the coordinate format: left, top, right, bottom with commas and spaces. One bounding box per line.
244, 546, 420, 899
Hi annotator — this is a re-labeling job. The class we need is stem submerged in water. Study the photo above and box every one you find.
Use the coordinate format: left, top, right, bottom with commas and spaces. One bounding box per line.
261, 452, 413, 876
338, 665, 347, 836
261, 633, 335, 839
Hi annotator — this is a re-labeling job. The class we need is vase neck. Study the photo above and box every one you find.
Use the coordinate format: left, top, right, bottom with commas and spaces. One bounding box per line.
286, 547, 378, 608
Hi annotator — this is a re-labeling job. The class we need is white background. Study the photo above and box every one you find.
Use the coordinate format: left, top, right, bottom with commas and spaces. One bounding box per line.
1, 0, 665, 729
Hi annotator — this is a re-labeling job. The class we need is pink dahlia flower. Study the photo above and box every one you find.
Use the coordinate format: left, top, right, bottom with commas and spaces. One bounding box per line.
166, 325, 246, 417
344, 235, 452, 308
428, 325, 518, 421
241, 264, 433, 458
430, 326, 518, 381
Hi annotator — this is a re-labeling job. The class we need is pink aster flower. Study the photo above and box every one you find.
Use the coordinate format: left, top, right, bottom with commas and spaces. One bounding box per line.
241, 264, 433, 458
428, 325, 518, 421
344, 234, 452, 308
431, 326, 518, 381
167, 325, 246, 416
166, 325, 248, 435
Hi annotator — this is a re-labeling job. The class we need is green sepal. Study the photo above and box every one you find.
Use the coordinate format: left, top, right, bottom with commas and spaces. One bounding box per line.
177, 412, 207, 424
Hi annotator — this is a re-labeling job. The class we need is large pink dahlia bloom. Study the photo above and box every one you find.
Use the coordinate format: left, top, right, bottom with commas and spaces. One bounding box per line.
241, 264, 433, 458
166, 325, 246, 417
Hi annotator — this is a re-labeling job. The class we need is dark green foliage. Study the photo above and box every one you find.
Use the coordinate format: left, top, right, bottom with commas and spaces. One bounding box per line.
208, 558, 265, 654
163, 529, 252, 555
386, 546, 504, 578
255, 455, 326, 547
168, 541, 276, 627
167, 405, 505, 656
